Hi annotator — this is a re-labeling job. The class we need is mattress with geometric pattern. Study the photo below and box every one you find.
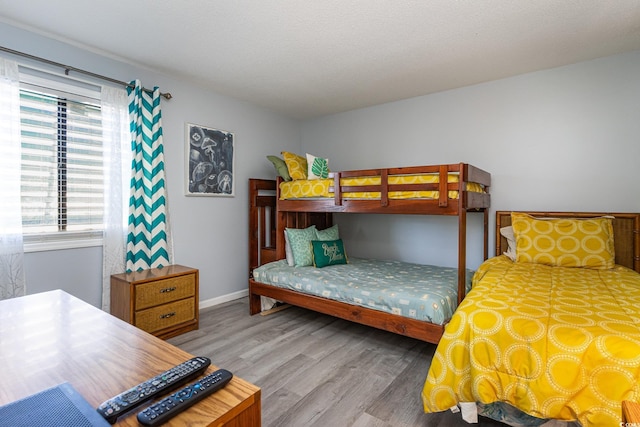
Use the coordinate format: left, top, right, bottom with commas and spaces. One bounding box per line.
252, 257, 474, 325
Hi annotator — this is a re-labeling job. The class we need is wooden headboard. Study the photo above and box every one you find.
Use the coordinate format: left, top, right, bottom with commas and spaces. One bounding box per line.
496, 211, 640, 273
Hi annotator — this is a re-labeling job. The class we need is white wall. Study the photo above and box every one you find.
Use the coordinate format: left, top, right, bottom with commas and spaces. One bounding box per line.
1, 22, 300, 307
301, 50, 640, 269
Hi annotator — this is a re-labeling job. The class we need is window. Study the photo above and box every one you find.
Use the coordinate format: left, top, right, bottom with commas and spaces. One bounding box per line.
19, 71, 104, 249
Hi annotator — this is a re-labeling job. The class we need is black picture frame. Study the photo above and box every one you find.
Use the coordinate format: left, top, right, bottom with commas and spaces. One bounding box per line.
185, 123, 234, 196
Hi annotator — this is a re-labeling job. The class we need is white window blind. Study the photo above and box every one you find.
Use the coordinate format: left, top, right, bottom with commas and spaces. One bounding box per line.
19, 71, 105, 242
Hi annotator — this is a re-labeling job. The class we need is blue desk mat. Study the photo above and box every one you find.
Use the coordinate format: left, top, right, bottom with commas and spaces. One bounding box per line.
0, 382, 110, 427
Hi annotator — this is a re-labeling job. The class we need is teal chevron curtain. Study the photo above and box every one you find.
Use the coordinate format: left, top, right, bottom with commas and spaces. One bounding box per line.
126, 80, 172, 272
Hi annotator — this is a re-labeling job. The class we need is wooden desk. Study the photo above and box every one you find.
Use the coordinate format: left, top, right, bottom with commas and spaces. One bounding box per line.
0, 290, 261, 426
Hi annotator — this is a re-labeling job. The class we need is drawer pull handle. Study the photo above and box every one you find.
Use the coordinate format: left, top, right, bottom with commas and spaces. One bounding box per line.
160, 312, 176, 319
160, 287, 177, 293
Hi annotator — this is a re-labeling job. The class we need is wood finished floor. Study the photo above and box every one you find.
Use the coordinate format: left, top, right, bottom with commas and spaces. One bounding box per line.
168, 298, 508, 427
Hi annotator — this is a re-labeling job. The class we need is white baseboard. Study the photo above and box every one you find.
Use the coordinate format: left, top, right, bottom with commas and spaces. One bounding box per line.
199, 289, 248, 310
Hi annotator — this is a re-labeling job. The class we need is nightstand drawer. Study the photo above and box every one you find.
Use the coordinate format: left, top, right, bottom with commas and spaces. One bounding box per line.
135, 274, 196, 310
135, 298, 196, 333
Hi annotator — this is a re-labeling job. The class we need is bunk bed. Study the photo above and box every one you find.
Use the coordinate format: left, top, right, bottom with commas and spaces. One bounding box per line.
422, 211, 640, 426
248, 162, 491, 344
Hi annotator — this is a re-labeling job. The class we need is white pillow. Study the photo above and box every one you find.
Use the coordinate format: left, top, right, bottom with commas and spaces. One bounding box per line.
284, 232, 294, 266
500, 226, 516, 261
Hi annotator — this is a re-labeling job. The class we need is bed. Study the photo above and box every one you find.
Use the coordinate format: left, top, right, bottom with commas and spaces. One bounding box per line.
422, 211, 640, 426
248, 160, 491, 344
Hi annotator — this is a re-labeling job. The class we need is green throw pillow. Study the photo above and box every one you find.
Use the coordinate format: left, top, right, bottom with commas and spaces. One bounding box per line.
285, 226, 317, 267
315, 224, 339, 241
267, 155, 292, 181
311, 239, 348, 268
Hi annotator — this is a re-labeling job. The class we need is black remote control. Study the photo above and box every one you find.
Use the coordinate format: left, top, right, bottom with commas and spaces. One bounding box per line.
136, 369, 233, 426
96, 356, 211, 424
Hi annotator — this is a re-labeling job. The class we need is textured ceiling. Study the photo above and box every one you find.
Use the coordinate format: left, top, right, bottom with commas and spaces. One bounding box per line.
1, 1, 640, 119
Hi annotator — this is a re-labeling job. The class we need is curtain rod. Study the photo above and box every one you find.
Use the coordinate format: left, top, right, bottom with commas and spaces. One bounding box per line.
0, 45, 172, 100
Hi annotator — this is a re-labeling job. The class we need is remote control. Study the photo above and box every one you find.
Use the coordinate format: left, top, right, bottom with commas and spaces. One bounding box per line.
136, 368, 233, 426
96, 356, 211, 424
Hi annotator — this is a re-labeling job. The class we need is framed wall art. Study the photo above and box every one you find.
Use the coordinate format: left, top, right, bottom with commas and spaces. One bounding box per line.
185, 123, 235, 196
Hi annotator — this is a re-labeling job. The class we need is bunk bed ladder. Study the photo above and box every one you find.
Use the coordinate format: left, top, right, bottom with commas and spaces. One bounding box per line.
249, 179, 277, 278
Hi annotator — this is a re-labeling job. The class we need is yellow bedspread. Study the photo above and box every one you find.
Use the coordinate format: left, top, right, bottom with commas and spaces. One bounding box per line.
422, 255, 640, 426
280, 174, 484, 200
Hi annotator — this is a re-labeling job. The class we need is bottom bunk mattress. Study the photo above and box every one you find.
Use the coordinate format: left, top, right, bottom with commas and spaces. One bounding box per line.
252, 257, 473, 325
421, 255, 640, 427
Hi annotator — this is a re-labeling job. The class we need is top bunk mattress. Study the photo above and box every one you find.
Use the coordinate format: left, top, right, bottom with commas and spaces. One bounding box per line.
252, 257, 474, 325
280, 173, 485, 200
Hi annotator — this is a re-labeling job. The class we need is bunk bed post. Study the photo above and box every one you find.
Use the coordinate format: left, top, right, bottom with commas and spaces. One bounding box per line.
457, 163, 467, 305
484, 208, 489, 260
457, 207, 467, 305
634, 214, 640, 273
249, 179, 259, 277
275, 177, 287, 261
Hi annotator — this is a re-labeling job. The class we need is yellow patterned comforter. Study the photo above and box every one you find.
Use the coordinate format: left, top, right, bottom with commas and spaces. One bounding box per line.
280, 174, 484, 200
422, 255, 640, 426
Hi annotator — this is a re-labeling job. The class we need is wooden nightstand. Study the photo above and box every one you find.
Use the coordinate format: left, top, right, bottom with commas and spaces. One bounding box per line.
110, 265, 199, 339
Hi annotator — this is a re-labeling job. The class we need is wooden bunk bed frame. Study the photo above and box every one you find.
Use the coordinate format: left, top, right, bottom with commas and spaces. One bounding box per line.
248, 162, 491, 343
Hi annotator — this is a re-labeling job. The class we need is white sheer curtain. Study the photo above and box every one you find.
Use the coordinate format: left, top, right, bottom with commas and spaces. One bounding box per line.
101, 85, 131, 311
0, 58, 26, 300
